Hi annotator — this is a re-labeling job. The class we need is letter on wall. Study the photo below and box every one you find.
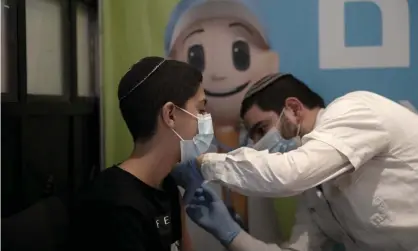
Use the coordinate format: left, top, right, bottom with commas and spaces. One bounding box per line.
319, 0, 410, 69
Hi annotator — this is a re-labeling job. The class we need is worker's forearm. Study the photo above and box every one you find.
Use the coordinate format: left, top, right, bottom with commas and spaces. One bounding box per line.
201, 141, 352, 197
227, 231, 283, 251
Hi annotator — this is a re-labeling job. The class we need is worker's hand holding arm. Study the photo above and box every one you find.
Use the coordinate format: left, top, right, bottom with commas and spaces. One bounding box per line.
185, 183, 242, 247
198, 98, 390, 197
171, 159, 205, 203
186, 182, 280, 250
186, 183, 332, 251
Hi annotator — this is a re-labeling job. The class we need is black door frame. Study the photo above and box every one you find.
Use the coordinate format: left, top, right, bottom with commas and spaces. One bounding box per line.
2, 0, 99, 215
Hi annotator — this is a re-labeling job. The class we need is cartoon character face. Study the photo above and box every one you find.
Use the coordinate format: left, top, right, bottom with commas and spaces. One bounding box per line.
170, 18, 278, 127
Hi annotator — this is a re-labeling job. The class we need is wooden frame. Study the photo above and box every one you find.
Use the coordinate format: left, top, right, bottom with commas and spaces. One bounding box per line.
1, 0, 100, 216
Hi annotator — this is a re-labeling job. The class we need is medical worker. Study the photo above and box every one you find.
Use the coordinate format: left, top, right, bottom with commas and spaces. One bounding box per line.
173, 73, 418, 250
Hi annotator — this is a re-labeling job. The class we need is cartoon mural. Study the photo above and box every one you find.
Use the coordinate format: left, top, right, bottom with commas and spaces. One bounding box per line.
165, 0, 277, 128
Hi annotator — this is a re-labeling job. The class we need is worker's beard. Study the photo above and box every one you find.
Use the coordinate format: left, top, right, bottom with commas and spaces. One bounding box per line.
279, 114, 300, 140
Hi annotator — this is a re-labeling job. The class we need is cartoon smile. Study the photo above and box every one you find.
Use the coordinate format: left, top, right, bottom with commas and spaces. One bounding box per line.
204, 82, 250, 97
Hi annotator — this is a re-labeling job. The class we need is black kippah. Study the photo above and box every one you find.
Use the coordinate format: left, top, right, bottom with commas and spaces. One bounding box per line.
244, 73, 291, 100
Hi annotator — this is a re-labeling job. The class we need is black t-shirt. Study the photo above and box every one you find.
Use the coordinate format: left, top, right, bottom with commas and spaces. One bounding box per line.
71, 166, 182, 251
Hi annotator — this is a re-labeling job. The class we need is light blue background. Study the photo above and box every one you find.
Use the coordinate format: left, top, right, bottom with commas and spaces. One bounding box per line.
257, 0, 418, 106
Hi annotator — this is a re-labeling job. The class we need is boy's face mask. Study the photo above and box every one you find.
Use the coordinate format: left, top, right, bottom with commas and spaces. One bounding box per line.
172, 107, 215, 162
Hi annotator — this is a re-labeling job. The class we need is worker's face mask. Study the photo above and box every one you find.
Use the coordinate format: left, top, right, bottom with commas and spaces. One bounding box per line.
252, 127, 298, 153
279, 108, 302, 145
172, 107, 215, 162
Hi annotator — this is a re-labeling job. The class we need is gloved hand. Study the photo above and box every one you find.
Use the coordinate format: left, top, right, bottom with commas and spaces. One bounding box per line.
171, 159, 205, 203
186, 183, 242, 247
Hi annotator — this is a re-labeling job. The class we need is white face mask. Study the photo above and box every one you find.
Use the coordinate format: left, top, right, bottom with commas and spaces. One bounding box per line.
172, 108, 215, 162
252, 127, 298, 153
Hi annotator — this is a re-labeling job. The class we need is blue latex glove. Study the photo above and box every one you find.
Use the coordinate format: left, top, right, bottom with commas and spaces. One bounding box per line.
171, 159, 205, 203
186, 183, 241, 247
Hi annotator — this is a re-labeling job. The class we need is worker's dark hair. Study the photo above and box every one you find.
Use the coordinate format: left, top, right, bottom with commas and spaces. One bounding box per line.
240, 73, 325, 118
118, 56, 202, 143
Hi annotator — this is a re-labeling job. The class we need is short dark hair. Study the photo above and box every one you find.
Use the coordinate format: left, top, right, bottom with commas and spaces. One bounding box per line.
240, 73, 325, 118
118, 56, 202, 143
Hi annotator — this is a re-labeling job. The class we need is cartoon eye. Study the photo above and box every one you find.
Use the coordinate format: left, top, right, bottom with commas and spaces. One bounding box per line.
232, 40, 250, 71
187, 44, 205, 72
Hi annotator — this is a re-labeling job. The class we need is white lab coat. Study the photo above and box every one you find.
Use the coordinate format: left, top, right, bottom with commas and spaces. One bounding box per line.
201, 91, 418, 251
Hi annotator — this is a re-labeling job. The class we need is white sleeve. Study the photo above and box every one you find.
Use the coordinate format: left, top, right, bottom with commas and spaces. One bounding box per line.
201, 140, 352, 197
201, 96, 390, 197
229, 198, 334, 251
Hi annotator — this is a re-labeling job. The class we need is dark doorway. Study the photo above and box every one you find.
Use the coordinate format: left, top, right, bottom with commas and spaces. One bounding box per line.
1, 0, 100, 218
